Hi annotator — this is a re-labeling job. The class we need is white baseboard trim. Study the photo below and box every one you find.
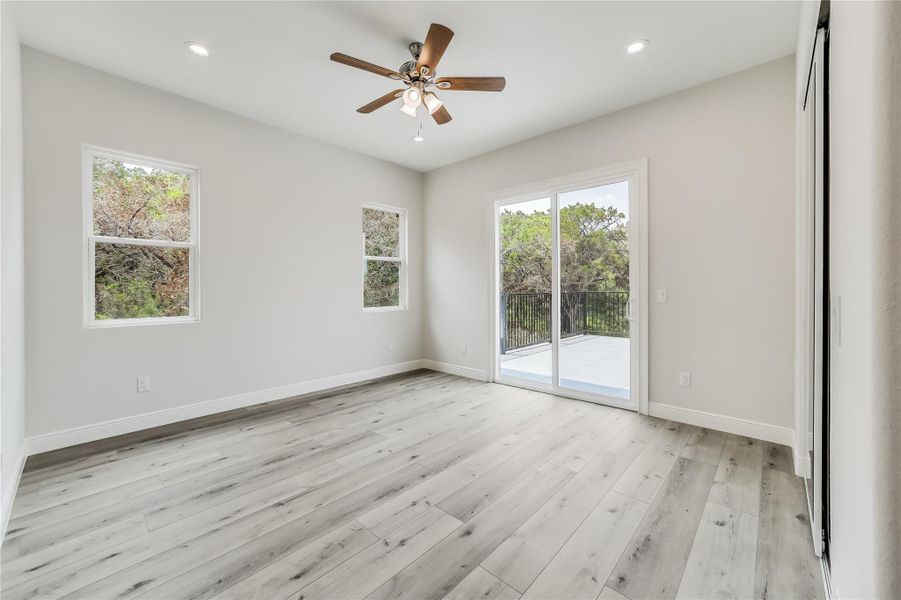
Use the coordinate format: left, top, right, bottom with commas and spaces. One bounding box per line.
26, 360, 427, 456
1, 441, 28, 541
420, 360, 489, 382
648, 402, 794, 446
791, 429, 810, 477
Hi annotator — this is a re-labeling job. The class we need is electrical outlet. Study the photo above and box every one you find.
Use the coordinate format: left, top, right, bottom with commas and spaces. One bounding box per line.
656, 289, 667, 303
679, 372, 691, 387
137, 376, 151, 393
387, 341, 395, 352
460, 343, 467, 354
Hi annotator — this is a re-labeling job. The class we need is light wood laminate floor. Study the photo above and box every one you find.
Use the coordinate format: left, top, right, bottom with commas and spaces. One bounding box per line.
1, 371, 824, 600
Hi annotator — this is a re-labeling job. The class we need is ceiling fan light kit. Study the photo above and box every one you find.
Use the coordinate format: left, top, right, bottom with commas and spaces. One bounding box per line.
424, 92, 443, 115
330, 23, 506, 127
402, 87, 421, 106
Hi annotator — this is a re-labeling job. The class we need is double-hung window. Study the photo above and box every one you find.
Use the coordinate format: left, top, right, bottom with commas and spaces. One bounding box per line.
362, 205, 406, 310
84, 146, 199, 326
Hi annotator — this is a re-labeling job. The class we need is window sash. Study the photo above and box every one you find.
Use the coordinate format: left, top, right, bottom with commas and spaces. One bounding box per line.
88, 242, 197, 325
362, 208, 402, 258
84, 145, 200, 327
91, 235, 194, 249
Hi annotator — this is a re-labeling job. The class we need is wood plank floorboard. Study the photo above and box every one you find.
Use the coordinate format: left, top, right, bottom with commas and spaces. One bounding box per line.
676, 501, 757, 599
482, 446, 645, 593
708, 435, 764, 516
295, 508, 461, 600
367, 463, 575, 600
753, 445, 823, 600
444, 567, 521, 600
0, 372, 823, 600
436, 412, 591, 522
611, 421, 696, 503
521, 491, 649, 600
606, 457, 716, 599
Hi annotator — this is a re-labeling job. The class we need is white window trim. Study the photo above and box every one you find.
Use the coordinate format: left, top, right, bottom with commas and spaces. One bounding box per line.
82, 145, 201, 328
362, 203, 407, 312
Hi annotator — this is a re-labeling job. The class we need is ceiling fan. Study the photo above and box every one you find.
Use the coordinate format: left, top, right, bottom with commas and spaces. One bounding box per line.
330, 23, 506, 125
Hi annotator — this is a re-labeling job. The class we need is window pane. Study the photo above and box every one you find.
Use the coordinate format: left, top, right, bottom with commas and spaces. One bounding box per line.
93, 157, 191, 242
95, 243, 190, 319
362, 208, 400, 257
498, 198, 552, 385
558, 182, 631, 400
363, 260, 400, 308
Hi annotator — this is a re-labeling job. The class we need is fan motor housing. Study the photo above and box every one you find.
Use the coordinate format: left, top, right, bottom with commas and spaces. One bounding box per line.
400, 41, 424, 78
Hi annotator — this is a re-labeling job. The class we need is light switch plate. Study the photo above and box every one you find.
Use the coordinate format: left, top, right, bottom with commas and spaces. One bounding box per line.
656, 289, 667, 303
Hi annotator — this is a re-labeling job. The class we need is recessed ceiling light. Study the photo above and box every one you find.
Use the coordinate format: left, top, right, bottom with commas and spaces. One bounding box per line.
625, 39, 649, 55
412, 135, 424, 143
185, 42, 210, 57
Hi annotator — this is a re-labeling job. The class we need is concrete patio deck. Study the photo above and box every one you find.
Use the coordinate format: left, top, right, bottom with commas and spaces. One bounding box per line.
499, 334, 630, 399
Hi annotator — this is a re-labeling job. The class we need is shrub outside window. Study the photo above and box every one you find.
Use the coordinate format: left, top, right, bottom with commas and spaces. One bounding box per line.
83, 146, 199, 326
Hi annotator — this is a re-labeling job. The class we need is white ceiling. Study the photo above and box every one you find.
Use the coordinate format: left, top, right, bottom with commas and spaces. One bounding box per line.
9, 1, 799, 172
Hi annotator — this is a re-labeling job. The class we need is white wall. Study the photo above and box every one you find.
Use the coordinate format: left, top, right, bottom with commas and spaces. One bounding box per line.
22, 49, 424, 441
1, 4, 27, 534
424, 56, 796, 432
805, 2, 901, 598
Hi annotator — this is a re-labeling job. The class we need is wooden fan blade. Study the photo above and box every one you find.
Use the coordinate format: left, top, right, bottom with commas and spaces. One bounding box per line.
415, 24, 454, 76
330, 53, 404, 80
357, 89, 404, 114
434, 77, 506, 92
431, 105, 452, 125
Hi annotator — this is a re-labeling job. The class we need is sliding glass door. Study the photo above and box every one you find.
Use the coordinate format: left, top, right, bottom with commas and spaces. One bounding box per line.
494, 167, 642, 411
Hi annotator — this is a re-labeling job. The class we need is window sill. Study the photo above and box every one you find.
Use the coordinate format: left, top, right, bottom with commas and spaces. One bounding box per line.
363, 306, 407, 313
84, 316, 200, 329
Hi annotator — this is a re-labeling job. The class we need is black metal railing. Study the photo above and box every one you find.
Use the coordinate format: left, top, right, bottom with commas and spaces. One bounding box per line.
500, 290, 629, 353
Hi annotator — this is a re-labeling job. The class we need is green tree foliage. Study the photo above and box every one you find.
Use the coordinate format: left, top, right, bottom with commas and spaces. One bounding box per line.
499, 209, 553, 292
500, 203, 628, 293
93, 158, 190, 240
92, 158, 191, 319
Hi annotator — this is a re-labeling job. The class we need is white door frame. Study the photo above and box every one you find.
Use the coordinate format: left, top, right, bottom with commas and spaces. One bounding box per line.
485, 159, 649, 414
797, 30, 825, 557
